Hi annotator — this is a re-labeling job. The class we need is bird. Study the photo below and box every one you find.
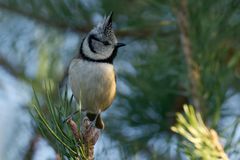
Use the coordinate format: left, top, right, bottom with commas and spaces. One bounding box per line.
68, 12, 125, 129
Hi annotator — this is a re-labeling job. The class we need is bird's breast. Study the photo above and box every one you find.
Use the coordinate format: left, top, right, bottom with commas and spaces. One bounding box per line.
69, 59, 116, 113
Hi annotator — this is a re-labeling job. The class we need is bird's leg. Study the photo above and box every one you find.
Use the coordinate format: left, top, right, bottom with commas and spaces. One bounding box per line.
86, 111, 103, 129
91, 112, 100, 128
86, 113, 98, 129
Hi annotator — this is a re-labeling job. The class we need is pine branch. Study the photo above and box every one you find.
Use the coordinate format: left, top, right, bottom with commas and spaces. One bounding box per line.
0, 55, 24, 78
66, 117, 100, 160
171, 105, 229, 160
24, 134, 40, 160
0, 54, 34, 83
81, 117, 100, 160
175, 0, 202, 112
0, 1, 173, 38
0, 1, 90, 33
30, 83, 101, 159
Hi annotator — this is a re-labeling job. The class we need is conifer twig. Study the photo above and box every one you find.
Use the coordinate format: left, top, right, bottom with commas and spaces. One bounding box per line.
66, 116, 100, 160
67, 118, 81, 141
0, 1, 173, 38
175, 0, 202, 111
171, 105, 229, 160
31, 85, 90, 159
82, 117, 100, 160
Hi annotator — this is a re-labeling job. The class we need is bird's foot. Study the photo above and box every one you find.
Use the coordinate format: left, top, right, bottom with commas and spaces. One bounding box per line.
86, 112, 104, 129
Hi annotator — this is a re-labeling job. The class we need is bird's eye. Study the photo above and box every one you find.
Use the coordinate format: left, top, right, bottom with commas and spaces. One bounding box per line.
103, 41, 110, 46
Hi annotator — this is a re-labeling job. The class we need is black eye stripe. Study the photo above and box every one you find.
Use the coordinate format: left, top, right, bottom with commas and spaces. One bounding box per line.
88, 35, 97, 53
89, 35, 110, 46
90, 35, 101, 42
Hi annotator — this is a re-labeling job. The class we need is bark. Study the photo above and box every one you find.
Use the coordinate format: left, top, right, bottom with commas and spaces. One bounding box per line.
175, 0, 202, 111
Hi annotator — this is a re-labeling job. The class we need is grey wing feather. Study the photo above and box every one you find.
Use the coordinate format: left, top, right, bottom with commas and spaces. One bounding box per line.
59, 54, 82, 92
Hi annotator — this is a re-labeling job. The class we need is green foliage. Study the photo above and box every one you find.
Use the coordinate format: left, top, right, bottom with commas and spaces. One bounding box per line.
187, 0, 240, 126
171, 105, 228, 160
30, 83, 87, 160
0, 0, 240, 159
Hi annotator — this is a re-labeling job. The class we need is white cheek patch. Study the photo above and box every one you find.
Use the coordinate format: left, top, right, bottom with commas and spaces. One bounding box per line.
83, 38, 113, 60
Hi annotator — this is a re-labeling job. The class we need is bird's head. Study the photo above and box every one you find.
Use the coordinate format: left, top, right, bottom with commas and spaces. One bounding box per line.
81, 12, 125, 63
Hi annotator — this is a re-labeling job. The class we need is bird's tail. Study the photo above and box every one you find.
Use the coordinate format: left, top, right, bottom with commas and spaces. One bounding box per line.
86, 113, 104, 129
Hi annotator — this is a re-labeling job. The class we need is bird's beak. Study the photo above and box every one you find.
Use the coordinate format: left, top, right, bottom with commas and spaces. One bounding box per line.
115, 43, 126, 48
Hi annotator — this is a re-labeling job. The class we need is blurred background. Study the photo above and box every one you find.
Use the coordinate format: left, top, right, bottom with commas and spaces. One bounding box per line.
0, 0, 240, 159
